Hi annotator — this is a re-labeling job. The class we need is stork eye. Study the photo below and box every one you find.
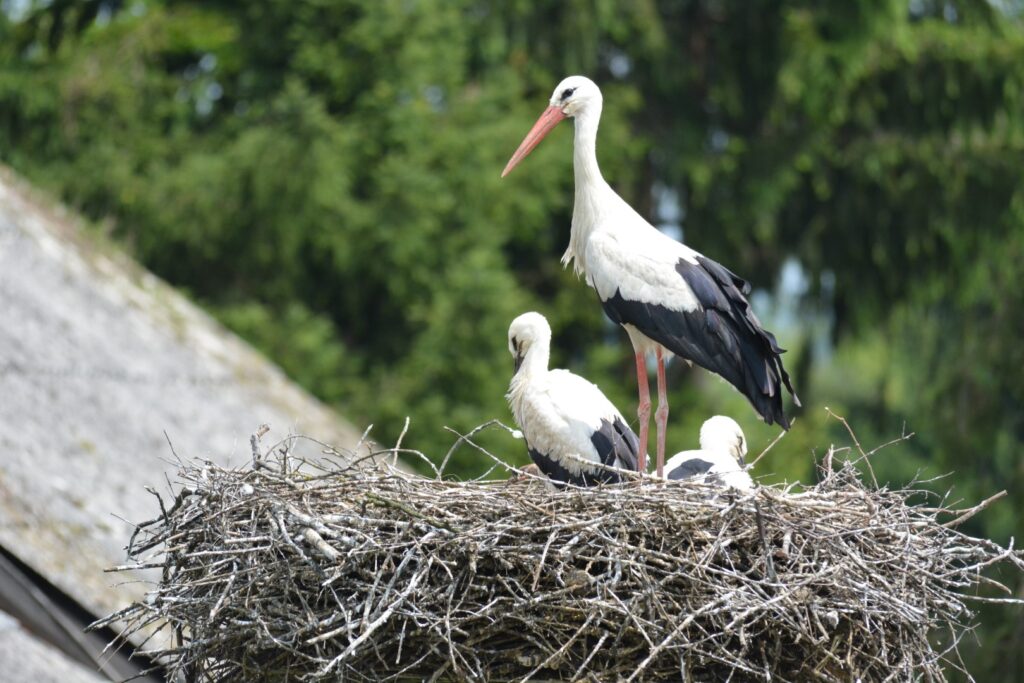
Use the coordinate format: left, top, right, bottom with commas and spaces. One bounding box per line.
560, 87, 576, 101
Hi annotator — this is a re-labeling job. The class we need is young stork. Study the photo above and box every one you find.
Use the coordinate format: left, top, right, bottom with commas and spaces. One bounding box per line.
665, 416, 753, 491
506, 312, 641, 487
502, 75, 799, 478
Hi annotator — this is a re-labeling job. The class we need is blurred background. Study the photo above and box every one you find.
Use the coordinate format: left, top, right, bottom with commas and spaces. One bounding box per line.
1, 0, 1022, 678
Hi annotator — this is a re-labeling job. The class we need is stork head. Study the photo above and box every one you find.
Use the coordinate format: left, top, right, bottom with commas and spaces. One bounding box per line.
502, 75, 602, 177
547, 75, 602, 118
699, 416, 747, 465
508, 312, 551, 374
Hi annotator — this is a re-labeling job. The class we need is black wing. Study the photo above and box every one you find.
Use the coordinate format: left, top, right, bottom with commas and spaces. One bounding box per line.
667, 457, 715, 481
527, 447, 574, 487
601, 255, 799, 429
590, 416, 640, 475
528, 445, 625, 488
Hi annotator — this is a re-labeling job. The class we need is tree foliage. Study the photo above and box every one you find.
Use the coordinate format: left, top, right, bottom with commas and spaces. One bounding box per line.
2, 1, 1023, 676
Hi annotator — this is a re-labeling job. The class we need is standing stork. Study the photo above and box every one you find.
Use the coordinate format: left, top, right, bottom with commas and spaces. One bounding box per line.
502, 76, 799, 479
664, 416, 753, 491
506, 312, 641, 487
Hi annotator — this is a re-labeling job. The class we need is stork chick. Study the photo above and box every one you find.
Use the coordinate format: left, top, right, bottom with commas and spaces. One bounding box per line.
506, 312, 641, 486
664, 416, 753, 490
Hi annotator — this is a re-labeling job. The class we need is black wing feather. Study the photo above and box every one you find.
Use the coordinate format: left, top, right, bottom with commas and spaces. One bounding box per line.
667, 457, 715, 480
527, 447, 575, 488
589, 416, 640, 474
601, 255, 799, 429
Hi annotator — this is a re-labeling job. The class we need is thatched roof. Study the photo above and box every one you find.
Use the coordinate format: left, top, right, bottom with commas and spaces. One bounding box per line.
96, 430, 1024, 682
0, 167, 363, 622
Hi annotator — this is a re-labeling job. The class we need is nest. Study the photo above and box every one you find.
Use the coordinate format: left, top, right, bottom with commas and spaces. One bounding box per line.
95, 427, 1024, 682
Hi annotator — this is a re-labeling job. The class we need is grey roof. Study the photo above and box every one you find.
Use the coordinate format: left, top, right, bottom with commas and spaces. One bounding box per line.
0, 610, 107, 683
0, 167, 364, 622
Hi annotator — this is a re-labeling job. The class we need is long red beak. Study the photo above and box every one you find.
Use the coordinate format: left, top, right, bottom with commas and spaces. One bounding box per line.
501, 105, 566, 177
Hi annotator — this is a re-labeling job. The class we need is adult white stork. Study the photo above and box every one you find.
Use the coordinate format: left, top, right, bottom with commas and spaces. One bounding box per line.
506, 312, 641, 487
664, 415, 753, 491
502, 75, 799, 479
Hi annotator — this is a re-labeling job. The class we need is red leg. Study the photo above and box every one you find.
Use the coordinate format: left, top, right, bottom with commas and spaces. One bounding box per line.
634, 351, 651, 474
655, 348, 669, 479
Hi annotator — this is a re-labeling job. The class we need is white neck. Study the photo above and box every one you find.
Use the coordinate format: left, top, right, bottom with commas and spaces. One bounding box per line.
564, 104, 612, 275
518, 339, 550, 379
507, 339, 550, 414
572, 107, 604, 190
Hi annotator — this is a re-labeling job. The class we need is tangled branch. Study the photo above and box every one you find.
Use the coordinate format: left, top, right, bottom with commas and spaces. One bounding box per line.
93, 427, 1024, 682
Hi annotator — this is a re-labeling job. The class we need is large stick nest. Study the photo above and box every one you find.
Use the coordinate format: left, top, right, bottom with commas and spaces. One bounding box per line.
96, 427, 1024, 682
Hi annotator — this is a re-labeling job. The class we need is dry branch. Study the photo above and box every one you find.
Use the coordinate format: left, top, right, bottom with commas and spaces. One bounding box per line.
93, 430, 1024, 682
